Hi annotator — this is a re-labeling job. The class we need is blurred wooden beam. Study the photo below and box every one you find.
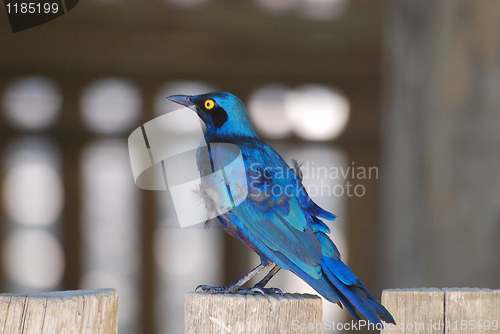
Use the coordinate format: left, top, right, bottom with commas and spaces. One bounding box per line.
0, 0, 381, 78
0, 31, 379, 78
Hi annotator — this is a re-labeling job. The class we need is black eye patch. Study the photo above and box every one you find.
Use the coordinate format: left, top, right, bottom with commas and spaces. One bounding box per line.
209, 105, 228, 128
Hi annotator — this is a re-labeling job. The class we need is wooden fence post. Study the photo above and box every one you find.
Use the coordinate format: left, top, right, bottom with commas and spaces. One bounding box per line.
381, 288, 500, 334
185, 291, 322, 334
0, 288, 118, 334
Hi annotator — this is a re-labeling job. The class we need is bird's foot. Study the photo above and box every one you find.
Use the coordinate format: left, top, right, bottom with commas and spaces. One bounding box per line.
195, 284, 283, 296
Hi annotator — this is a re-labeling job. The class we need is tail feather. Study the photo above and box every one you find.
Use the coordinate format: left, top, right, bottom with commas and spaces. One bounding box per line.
367, 298, 396, 324
321, 276, 361, 320
322, 262, 381, 325
323, 256, 360, 286
322, 257, 396, 325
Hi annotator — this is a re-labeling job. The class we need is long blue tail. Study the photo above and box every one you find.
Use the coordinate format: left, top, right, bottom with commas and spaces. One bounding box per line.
322, 257, 395, 325
314, 231, 395, 325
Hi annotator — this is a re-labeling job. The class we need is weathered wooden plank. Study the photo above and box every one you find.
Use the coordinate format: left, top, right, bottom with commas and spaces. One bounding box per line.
444, 288, 500, 334
381, 288, 445, 334
0, 289, 118, 334
185, 291, 322, 334
382, 288, 500, 334
0, 296, 26, 334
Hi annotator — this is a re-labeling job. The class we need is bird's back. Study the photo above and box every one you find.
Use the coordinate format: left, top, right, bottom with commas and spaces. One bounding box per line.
199, 136, 338, 290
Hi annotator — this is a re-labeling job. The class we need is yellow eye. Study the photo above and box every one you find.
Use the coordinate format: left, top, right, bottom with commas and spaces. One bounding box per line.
205, 99, 215, 110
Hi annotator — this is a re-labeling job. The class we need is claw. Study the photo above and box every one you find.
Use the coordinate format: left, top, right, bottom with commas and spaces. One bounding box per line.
251, 282, 283, 296
266, 287, 284, 296
243, 285, 284, 296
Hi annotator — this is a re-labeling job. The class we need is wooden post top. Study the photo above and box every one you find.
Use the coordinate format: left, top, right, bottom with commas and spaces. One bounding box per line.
185, 291, 323, 334
0, 288, 117, 298
0, 288, 119, 334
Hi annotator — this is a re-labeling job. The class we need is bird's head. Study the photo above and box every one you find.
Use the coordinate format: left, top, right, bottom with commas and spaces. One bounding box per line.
167, 92, 257, 139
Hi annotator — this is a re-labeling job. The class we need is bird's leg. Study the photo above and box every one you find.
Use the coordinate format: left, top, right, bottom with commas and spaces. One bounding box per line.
254, 265, 281, 288
226, 262, 273, 291
196, 262, 273, 294
249, 265, 283, 295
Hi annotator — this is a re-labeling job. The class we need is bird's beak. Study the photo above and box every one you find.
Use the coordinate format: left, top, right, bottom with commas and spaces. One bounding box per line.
166, 95, 195, 108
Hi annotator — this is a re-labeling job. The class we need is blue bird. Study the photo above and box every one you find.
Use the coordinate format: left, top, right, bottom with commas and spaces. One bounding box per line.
167, 92, 395, 325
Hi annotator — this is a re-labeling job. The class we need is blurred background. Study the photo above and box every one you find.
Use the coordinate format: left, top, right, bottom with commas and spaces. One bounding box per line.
1, 1, 500, 333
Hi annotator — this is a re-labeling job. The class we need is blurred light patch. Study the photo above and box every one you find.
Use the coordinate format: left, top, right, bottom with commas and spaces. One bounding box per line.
81, 78, 142, 134
80, 139, 140, 334
255, 0, 347, 20
298, 0, 348, 21
154, 228, 222, 278
3, 161, 64, 227
154, 81, 214, 135
285, 85, 349, 141
3, 230, 65, 289
254, 0, 297, 14
248, 84, 292, 139
163, 0, 210, 8
2, 77, 62, 130
2, 138, 63, 227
